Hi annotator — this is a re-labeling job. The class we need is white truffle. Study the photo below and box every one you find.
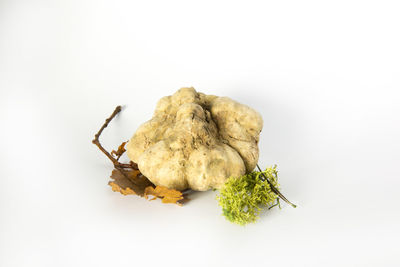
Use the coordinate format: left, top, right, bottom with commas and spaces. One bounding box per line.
126, 87, 263, 191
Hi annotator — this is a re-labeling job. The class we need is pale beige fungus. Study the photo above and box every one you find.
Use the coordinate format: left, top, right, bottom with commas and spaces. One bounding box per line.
126, 87, 263, 191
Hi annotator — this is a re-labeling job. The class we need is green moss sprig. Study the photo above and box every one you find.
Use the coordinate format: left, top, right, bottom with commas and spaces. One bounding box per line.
217, 165, 295, 225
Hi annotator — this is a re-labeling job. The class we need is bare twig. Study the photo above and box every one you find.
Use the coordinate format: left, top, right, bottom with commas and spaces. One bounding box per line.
92, 106, 124, 168
92, 106, 134, 174
92, 106, 149, 189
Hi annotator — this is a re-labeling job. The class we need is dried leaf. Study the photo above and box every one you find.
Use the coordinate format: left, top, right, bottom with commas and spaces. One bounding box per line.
108, 167, 190, 205
144, 185, 185, 205
111, 141, 127, 159
109, 182, 136, 195
108, 168, 154, 197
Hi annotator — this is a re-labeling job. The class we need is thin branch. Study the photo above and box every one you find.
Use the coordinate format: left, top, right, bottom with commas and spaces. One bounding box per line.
257, 164, 297, 208
92, 105, 123, 168
92, 105, 148, 189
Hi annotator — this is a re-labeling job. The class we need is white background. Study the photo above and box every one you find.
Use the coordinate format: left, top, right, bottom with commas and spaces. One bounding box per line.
1, 0, 400, 266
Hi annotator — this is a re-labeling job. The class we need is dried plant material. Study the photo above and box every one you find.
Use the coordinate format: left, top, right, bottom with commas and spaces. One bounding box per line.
108, 169, 154, 197
111, 141, 127, 160
109, 182, 136, 195
144, 186, 185, 205
109, 168, 189, 205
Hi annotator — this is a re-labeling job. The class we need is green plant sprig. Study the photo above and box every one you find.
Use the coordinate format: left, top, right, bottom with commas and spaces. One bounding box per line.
256, 165, 297, 208
217, 165, 296, 225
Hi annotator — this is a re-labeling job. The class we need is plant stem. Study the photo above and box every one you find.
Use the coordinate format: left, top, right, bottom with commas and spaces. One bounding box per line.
256, 164, 297, 208
92, 105, 144, 184
92, 105, 123, 168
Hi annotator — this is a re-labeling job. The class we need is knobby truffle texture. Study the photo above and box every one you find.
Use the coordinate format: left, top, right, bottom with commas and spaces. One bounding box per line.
126, 87, 263, 191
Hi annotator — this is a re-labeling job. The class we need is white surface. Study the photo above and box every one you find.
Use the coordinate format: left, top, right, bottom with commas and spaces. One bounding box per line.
1, 0, 400, 266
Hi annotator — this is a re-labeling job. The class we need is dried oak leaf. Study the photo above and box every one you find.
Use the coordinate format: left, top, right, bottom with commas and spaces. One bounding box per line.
108, 167, 190, 205
108, 168, 154, 196
144, 186, 185, 205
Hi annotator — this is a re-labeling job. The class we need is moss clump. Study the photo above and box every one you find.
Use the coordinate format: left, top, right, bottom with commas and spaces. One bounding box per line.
217, 166, 280, 225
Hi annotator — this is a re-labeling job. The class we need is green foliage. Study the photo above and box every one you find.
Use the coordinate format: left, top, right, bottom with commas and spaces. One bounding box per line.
217, 166, 280, 225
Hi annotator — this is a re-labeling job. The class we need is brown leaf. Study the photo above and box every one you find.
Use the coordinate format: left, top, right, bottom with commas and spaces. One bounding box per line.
144, 185, 185, 205
108, 167, 190, 205
111, 141, 127, 159
108, 168, 154, 197
109, 182, 136, 195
